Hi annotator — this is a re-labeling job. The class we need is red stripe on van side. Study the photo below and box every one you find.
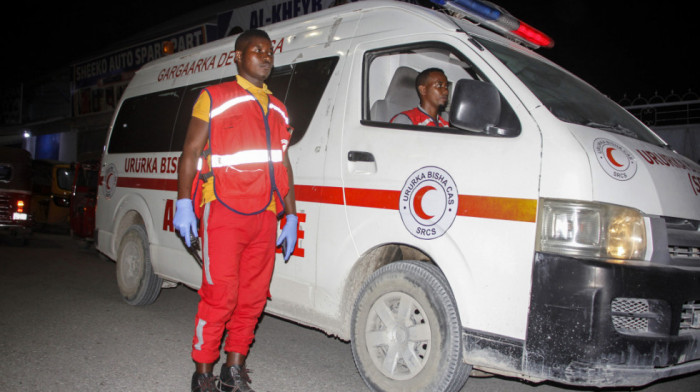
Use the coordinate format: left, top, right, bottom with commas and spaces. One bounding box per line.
457, 195, 537, 223
295, 184, 537, 223
294, 185, 400, 209
117, 177, 178, 192
294, 184, 344, 205
345, 187, 401, 210
113, 181, 536, 223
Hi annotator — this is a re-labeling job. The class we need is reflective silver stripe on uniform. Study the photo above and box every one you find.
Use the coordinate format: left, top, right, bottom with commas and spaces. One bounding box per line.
210, 95, 257, 118
210, 149, 283, 167
269, 102, 289, 124
202, 202, 213, 285
194, 318, 207, 350
418, 118, 434, 126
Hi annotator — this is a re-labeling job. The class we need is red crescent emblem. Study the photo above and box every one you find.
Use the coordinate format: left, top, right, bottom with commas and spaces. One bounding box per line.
413, 186, 435, 220
606, 147, 624, 167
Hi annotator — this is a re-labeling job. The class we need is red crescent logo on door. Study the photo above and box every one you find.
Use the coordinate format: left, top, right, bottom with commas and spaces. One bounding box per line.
399, 166, 458, 240
103, 163, 118, 199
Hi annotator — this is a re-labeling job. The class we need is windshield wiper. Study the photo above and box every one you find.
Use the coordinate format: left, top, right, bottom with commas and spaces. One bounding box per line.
585, 121, 638, 139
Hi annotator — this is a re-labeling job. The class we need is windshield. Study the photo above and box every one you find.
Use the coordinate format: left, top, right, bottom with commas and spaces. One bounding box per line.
474, 38, 666, 146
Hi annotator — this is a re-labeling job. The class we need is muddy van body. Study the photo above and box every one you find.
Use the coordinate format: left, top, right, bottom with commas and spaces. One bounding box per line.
95, 1, 700, 390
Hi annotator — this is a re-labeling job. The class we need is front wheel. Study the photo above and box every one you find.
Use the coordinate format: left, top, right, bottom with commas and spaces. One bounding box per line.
351, 261, 471, 392
116, 224, 162, 305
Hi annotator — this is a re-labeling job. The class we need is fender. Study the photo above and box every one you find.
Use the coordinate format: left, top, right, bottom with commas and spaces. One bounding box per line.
108, 192, 159, 267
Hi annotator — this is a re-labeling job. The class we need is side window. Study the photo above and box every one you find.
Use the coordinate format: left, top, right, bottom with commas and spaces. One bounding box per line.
268, 56, 339, 145
170, 82, 216, 152
266, 65, 293, 105
109, 89, 184, 153
364, 42, 520, 135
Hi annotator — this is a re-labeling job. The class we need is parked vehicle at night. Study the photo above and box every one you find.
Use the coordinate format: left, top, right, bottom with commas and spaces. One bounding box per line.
70, 157, 100, 240
94, 1, 700, 391
0, 147, 33, 244
30, 160, 73, 231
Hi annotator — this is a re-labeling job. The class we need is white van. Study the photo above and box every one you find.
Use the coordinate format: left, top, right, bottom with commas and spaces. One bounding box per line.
95, 1, 700, 390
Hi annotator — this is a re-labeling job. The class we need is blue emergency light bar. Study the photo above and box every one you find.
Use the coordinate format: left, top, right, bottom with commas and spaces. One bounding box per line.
431, 0, 554, 48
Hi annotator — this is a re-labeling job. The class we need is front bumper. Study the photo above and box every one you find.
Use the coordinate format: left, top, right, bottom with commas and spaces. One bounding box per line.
524, 252, 700, 387
0, 222, 32, 235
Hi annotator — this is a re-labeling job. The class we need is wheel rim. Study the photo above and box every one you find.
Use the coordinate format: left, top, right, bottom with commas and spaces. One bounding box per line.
364, 291, 432, 380
118, 239, 143, 297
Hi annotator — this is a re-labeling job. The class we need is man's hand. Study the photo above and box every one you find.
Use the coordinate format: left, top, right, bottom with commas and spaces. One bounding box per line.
276, 214, 298, 261
174, 198, 198, 247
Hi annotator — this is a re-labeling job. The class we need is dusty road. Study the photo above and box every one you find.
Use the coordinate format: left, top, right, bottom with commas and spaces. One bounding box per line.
1, 232, 698, 391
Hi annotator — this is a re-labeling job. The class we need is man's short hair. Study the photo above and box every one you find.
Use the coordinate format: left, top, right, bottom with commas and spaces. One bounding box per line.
235, 29, 271, 51
415, 67, 445, 95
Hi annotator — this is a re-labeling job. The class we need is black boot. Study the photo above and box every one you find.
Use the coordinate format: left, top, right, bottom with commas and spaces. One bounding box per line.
218, 364, 255, 392
191, 371, 219, 392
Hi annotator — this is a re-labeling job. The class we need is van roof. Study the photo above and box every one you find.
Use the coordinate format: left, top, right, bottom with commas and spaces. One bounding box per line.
123, 0, 530, 97
141, 1, 518, 69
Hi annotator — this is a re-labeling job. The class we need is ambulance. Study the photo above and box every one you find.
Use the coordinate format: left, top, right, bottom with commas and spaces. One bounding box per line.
94, 1, 700, 390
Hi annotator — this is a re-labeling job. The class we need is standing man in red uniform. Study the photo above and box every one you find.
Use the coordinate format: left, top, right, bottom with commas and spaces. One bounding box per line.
174, 29, 298, 392
391, 67, 450, 127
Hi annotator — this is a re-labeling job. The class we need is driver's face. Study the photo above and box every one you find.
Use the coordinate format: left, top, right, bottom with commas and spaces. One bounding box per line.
421, 71, 449, 108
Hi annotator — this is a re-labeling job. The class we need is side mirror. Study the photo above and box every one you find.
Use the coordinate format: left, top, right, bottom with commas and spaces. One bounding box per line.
449, 79, 509, 135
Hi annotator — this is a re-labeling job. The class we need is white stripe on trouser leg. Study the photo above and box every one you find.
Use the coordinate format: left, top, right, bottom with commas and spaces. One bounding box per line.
203, 203, 213, 285
194, 318, 207, 350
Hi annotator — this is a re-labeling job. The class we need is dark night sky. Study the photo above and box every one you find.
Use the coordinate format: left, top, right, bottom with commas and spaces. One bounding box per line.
495, 0, 699, 102
3, 0, 697, 102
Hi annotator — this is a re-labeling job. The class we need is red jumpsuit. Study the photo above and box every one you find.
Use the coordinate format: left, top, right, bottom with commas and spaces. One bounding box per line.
191, 79, 291, 363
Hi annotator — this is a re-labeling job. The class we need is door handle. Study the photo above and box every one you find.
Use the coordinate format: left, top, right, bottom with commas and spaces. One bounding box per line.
348, 151, 375, 162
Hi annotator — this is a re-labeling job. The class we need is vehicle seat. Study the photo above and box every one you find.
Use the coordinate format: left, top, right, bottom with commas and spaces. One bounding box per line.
370, 66, 419, 122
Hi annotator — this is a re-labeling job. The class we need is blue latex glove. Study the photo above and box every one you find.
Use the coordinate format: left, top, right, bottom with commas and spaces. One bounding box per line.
276, 214, 298, 261
174, 198, 198, 247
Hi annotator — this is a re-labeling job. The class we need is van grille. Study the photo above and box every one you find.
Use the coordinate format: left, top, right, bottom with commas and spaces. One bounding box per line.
680, 301, 700, 334
0, 194, 13, 221
668, 245, 700, 259
611, 298, 650, 333
664, 217, 700, 264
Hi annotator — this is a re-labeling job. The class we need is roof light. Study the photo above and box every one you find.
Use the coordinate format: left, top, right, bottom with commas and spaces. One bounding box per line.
431, 0, 554, 48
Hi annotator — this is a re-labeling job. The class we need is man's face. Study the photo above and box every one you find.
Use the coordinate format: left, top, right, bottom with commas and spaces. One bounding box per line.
419, 71, 449, 109
235, 36, 274, 86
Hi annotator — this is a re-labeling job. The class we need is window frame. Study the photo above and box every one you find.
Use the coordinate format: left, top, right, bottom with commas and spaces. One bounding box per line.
360, 40, 520, 137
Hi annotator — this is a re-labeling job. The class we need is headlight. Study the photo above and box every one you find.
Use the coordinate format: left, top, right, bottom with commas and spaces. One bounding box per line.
536, 199, 647, 261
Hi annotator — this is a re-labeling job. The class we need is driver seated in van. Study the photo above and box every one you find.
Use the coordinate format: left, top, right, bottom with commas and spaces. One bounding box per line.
390, 67, 450, 127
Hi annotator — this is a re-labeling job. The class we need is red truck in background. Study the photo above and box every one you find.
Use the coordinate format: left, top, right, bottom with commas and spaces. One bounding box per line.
69, 156, 100, 242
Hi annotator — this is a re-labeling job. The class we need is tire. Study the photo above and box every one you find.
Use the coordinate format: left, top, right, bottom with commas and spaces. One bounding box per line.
351, 261, 471, 392
116, 224, 162, 305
